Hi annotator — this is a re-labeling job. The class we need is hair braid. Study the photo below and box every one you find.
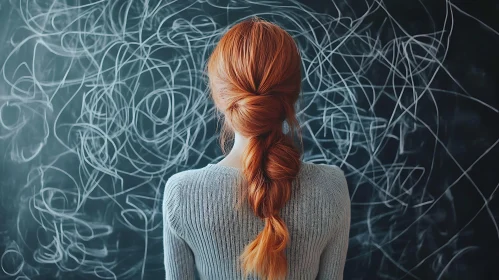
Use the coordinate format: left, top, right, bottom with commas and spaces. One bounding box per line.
207, 17, 303, 279
240, 129, 300, 280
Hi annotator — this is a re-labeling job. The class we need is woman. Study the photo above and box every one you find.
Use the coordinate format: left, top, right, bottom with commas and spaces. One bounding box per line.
163, 17, 350, 280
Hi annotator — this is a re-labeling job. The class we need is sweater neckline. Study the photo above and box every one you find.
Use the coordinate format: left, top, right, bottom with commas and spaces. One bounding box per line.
205, 161, 311, 175
205, 163, 243, 175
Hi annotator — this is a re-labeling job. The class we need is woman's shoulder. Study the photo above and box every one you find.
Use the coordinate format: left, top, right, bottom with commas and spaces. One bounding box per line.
164, 167, 206, 192
301, 161, 347, 184
300, 161, 350, 206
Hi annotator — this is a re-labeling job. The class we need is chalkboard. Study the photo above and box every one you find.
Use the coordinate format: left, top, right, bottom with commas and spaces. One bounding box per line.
0, 0, 498, 279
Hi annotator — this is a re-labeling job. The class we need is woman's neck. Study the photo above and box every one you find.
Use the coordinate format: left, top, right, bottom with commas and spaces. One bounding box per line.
217, 132, 249, 169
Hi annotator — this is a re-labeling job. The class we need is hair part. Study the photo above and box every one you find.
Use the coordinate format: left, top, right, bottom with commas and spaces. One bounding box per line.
207, 17, 303, 280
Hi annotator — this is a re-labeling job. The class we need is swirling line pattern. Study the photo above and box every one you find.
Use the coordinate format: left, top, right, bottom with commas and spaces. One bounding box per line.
0, 0, 497, 279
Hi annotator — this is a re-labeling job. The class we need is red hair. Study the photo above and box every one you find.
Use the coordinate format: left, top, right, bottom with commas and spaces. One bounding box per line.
207, 17, 303, 280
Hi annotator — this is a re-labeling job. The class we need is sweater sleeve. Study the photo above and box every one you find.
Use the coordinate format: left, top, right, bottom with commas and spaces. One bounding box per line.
163, 175, 196, 280
317, 167, 351, 280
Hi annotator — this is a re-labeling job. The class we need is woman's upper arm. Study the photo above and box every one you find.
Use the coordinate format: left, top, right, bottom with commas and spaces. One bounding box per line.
163, 175, 196, 280
317, 165, 351, 279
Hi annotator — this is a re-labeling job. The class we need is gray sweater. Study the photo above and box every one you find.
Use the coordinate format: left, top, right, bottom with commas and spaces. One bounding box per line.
163, 161, 350, 279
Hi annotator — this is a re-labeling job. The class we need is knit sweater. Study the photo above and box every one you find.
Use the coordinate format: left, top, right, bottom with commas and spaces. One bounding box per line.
162, 161, 350, 280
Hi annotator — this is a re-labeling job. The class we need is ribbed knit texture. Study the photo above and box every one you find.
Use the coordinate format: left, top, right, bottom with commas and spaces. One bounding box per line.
163, 161, 350, 280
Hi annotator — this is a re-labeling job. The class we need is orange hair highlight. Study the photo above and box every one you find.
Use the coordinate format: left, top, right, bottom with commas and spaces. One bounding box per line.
207, 17, 303, 280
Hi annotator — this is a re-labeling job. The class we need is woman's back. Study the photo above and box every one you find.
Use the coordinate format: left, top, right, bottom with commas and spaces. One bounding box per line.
163, 161, 350, 279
